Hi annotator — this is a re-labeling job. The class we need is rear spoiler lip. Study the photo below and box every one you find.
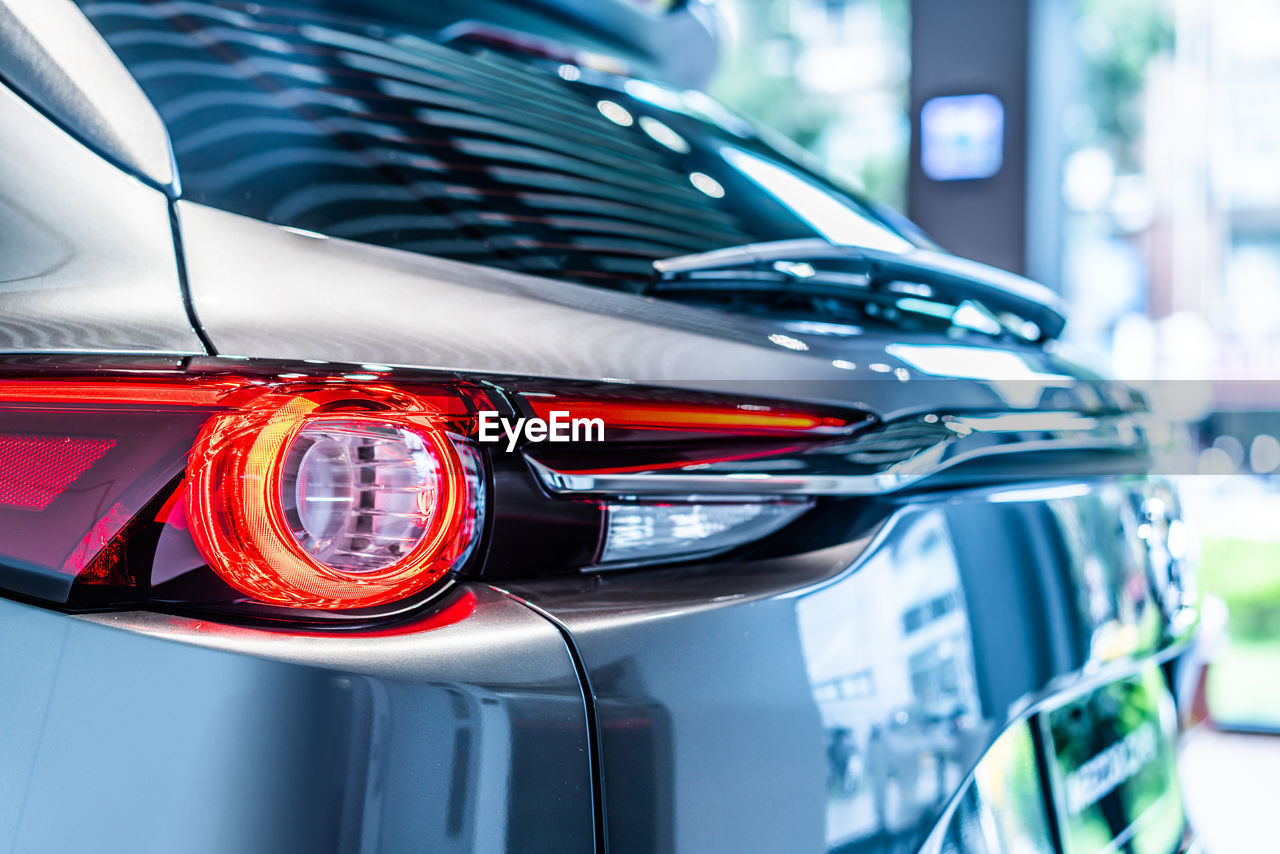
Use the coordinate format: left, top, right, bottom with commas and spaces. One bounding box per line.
655, 238, 1068, 341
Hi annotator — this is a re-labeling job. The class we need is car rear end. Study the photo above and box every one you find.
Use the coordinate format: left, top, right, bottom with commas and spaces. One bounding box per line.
0, 1, 1198, 853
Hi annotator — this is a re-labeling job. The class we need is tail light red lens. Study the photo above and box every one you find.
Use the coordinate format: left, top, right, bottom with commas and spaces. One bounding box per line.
0, 378, 218, 606
186, 385, 479, 609
525, 397, 854, 436
0, 361, 862, 624
0, 371, 484, 617
0, 435, 117, 510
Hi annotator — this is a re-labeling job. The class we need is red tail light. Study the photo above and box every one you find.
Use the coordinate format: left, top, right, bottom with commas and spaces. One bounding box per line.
0, 371, 484, 618
0, 377, 218, 606
525, 397, 854, 436
0, 361, 862, 625
186, 385, 479, 609
0, 435, 117, 510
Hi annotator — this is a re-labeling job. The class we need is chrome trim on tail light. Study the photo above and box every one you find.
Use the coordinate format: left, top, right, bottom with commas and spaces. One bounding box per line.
527, 411, 1148, 497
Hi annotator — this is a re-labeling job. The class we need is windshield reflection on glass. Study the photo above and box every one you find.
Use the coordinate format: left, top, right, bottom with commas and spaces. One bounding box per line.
721, 146, 915, 254
75, 0, 923, 293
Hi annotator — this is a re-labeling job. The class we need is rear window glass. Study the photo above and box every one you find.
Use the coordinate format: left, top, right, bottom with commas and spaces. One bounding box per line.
77, 0, 919, 290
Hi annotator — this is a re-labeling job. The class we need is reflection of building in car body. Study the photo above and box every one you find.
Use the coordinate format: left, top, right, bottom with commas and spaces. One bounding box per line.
801, 510, 985, 847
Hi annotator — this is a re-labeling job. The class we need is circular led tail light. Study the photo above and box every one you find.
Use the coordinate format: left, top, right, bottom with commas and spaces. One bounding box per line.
186, 387, 478, 609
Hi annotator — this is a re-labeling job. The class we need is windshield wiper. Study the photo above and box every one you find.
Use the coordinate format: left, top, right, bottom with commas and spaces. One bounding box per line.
651, 238, 1067, 342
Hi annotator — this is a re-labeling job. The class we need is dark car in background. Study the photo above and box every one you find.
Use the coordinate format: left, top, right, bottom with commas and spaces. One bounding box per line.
0, 1, 1198, 852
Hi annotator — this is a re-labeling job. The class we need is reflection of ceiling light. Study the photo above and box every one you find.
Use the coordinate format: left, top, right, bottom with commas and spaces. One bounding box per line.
774, 260, 816, 278
952, 301, 1003, 336
895, 297, 953, 319
689, 172, 725, 198
624, 78, 685, 111
783, 320, 861, 336
768, 333, 808, 351
596, 100, 633, 126
720, 146, 913, 253
888, 344, 1075, 409
281, 225, 327, 239
987, 483, 1092, 504
639, 115, 690, 153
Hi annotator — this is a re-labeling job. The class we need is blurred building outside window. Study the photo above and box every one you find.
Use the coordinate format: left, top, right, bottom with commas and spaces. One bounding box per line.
711, 0, 1280, 730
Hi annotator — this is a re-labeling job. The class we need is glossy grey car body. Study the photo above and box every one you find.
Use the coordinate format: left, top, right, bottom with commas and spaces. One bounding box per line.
0, 2, 1196, 853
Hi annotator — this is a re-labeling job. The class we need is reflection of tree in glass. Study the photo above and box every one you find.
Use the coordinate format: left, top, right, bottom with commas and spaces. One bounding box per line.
1048, 669, 1184, 854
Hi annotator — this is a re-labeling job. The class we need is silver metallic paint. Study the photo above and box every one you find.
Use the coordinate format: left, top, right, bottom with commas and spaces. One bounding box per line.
0, 84, 203, 354
0, 584, 594, 854
176, 201, 1125, 422
0, 0, 175, 189
507, 478, 1193, 854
